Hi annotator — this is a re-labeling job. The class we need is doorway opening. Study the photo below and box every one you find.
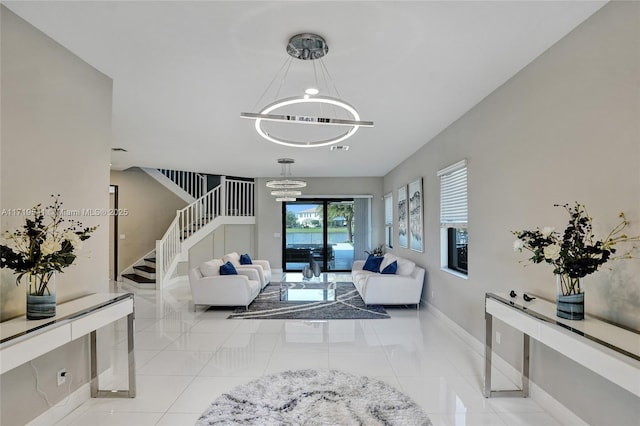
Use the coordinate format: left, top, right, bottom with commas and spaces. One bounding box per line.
109, 185, 119, 282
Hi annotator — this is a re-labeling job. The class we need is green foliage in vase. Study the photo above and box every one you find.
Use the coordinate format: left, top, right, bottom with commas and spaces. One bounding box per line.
365, 244, 385, 257
512, 202, 639, 295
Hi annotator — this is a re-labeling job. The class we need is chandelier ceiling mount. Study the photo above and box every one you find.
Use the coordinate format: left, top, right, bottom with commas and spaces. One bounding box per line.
240, 33, 373, 148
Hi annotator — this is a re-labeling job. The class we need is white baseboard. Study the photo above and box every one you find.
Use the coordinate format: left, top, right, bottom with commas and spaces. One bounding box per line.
26, 367, 125, 426
426, 302, 587, 426
26, 382, 90, 426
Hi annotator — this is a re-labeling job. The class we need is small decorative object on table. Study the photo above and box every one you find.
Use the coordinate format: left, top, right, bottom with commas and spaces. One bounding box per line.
302, 265, 314, 279
310, 258, 321, 277
512, 202, 639, 320
1, 195, 97, 319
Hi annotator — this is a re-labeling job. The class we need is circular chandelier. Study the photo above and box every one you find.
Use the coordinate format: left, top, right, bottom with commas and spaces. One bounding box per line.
265, 179, 306, 189
267, 158, 306, 201
270, 189, 302, 197
240, 33, 373, 148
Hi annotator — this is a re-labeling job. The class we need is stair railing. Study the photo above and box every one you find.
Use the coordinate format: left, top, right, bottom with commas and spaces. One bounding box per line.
158, 169, 207, 200
156, 177, 254, 287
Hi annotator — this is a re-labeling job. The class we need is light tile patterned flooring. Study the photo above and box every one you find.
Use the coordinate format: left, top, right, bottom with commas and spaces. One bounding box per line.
56, 278, 566, 426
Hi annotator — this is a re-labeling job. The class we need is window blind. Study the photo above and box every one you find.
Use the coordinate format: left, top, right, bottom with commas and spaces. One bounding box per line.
438, 160, 468, 227
384, 193, 393, 225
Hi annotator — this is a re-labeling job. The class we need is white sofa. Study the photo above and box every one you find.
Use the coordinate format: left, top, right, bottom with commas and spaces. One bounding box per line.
351, 253, 425, 306
189, 259, 261, 310
222, 252, 271, 289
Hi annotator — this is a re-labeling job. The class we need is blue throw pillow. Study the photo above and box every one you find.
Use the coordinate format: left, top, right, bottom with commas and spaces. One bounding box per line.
380, 260, 398, 275
219, 261, 238, 275
240, 253, 252, 265
363, 255, 384, 272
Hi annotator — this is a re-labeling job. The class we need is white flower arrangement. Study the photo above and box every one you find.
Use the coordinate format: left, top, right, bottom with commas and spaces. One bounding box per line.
1, 195, 97, 296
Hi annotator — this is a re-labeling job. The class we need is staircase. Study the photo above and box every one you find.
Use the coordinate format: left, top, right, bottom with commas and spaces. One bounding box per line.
141, 168, 210, 204
121, 175, 255, 290
122, 257, 157, 289
156, 176, 255, 287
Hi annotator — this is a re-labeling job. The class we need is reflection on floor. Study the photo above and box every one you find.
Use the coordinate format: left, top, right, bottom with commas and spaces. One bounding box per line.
56, 278, 567, 426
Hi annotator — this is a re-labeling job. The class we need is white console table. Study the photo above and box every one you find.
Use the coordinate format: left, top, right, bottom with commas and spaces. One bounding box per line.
0, 293, 136, 398
484, 292, 640, 398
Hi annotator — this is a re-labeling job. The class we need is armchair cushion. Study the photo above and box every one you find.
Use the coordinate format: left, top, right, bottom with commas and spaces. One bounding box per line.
380, 253, 415, 276
222, 252, 241, 266
363, 255, 384, 272
380, 260, 398, 275
223, 252, 272, 289
240, 253, 252, 265
220, 261, 238, 275
200, 259, 224, 277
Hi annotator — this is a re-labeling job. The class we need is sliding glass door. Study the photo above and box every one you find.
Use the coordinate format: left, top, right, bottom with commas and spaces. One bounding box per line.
283, 199, 357, 272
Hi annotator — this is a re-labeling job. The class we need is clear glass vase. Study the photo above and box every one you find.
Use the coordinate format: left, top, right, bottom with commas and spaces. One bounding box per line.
25, 271, 56, 320
555, 274, 584, 320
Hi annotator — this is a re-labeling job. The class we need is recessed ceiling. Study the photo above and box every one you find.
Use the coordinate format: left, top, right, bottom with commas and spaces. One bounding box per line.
3, 1, 606, 178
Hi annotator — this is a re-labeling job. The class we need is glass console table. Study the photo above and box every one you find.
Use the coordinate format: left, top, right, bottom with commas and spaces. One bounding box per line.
279, 273, 338, 302
484, 292, 640, 398
0, 292, 136, 398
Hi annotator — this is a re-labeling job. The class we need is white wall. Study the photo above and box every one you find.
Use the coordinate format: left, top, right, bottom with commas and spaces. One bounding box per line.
0, 6, 112, 425
188, 224, 255, 271
384, 2, 639, 424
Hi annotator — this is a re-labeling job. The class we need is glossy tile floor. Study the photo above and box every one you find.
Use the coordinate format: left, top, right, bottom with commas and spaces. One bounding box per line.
57, 278, 566, 426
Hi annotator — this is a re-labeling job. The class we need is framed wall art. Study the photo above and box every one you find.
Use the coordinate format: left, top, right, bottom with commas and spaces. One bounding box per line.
397, 185, 408, 248
408, 178, 423, 252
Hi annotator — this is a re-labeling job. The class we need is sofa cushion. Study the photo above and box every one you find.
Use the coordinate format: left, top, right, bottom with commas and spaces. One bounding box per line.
380, 254, 415, 276
222, 252, 241, 266
396, 258, 416, 276
380, 260, 398, 275
363, 255, 384, 272
239, 253, 252, 265
220, 261, 238, 275
200, 259, 224, 277
352, 269, 375, 283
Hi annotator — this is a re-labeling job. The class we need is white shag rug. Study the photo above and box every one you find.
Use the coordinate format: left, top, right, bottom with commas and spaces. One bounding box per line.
196, 369, 431, 425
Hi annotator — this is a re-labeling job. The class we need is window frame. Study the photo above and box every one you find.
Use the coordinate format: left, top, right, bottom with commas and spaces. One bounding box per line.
438, 160, 468, 278
384, 192, 393, 249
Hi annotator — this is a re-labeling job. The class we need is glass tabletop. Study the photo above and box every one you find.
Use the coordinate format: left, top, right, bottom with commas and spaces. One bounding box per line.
279, 280, 337, 302
280, 287, 337, 302
281, 272, 352, 283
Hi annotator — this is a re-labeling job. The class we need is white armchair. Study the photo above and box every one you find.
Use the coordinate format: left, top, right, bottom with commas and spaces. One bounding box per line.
222, 252, 272, 288
189, 259, 261, 311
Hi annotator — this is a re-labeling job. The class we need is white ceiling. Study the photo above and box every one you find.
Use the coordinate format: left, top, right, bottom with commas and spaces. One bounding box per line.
4, 1, 606, 178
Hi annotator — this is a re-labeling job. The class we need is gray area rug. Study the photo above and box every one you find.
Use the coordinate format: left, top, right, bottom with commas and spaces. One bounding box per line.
228, 282, 389, 320
196, 369, 431, 425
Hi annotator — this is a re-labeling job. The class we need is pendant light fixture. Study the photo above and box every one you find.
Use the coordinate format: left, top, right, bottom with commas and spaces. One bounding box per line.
267, 158, 306, 201
241, 33, 373, 148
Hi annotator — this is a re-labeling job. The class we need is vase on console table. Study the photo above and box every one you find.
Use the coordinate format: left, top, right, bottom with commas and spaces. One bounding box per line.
555, 274, 584, 320
302, 265, 313, 279
310, 259, 321, 277
25, 271, 56, 320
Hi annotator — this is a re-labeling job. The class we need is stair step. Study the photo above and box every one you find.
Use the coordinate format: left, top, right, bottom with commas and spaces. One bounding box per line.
132, 265, 156, 280
133, 265, 156, 273
122, 273, 156, 290
144, 258, 156, 264
122, 273, 155, 284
